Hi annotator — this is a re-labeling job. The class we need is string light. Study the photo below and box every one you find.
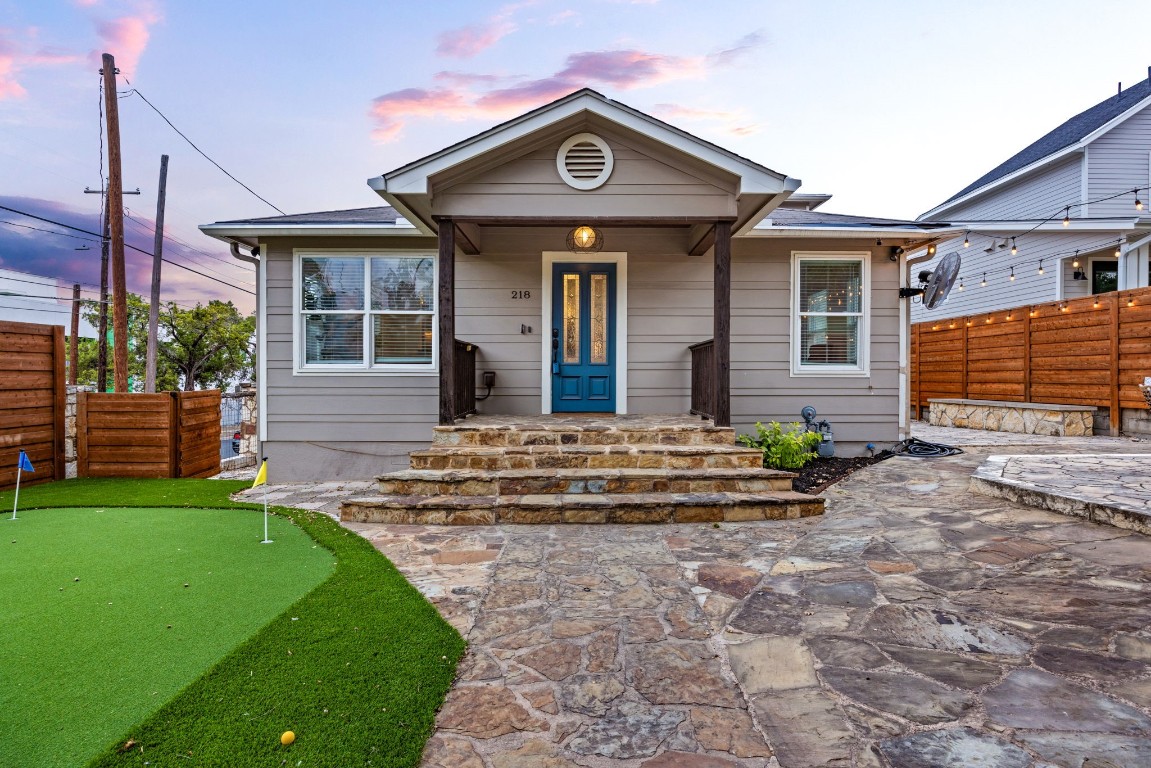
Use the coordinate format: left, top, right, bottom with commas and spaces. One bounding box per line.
1137, 190, 1144, 211
1009, 266, 1016, 281
1115, 242, 1122, 257
980, 273, 987, 287
1037, 260, 1044, 275
1062, 208, 1071, 226
1010, 237, 1018, 256
1072, 251, 1080, 269
957, 278, 964, 291
963, 232, 970, 248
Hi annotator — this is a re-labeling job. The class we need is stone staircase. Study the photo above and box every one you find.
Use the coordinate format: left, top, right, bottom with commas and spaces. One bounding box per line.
340, 416, 824, 525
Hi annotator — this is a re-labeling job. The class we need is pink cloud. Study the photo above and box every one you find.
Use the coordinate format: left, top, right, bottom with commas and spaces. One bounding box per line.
435, 2, 536, 59
436, 19, 516, 58
0, 28, 82, 100
369, 33, 766, 142
88, 2, 161, 77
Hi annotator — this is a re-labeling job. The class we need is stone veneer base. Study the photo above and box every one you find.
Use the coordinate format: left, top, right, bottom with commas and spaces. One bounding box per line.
929, 399, 1094, 437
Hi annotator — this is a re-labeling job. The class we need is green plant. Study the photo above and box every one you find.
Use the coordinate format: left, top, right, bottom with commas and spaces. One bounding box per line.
738, 421, 823, 470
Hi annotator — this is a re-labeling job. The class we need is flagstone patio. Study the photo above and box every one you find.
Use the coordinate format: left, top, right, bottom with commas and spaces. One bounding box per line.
239, 426, 1151, 767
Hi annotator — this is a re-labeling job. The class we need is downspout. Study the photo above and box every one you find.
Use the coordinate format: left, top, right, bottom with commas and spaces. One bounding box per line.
231, 242, 262, 458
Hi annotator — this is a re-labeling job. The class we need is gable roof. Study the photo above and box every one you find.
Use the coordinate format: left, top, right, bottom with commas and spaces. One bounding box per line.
924, 74, 1151, 218
369, 88, 800, 233
210, 206, 403, 226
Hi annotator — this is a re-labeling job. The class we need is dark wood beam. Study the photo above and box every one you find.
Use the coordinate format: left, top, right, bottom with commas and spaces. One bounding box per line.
689, 223, 717, 256
713, 220, 732, 427
455, 222, 481, 255
436, 217, 456, 425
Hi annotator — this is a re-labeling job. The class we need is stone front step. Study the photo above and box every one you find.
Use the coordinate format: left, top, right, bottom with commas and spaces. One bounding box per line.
433, 423, 737, 448
409, 444, 764, 471
377, 467, 795, 496
340, 490, 824, 525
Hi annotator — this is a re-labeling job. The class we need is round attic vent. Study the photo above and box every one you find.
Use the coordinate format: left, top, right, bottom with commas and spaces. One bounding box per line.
557, 133, 614, 190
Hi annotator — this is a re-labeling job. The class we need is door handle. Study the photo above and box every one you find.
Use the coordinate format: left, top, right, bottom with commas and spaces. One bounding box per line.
551, 328, 560, 374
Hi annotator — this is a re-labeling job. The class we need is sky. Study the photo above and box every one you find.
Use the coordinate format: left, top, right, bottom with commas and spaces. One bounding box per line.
1, 0, 1147, 315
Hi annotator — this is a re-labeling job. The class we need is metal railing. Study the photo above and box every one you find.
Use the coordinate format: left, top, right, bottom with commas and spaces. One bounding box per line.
689, 338, 715, 419
454, 339, 479, 418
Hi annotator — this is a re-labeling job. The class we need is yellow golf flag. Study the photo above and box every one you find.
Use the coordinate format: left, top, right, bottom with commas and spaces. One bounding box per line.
252, 459, 267, 488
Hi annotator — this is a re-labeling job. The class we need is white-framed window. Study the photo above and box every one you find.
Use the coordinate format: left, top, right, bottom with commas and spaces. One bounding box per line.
791, 252, 869, 376
295, 250, 436, 373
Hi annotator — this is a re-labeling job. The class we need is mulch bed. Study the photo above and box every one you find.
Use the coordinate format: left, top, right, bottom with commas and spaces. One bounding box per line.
791, 452, 892, 495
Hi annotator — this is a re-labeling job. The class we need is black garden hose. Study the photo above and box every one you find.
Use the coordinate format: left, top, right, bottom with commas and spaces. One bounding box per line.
892, 437, 964, 457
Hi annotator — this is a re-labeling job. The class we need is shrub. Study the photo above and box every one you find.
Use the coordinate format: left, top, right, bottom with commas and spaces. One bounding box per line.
738, 421, 823, 470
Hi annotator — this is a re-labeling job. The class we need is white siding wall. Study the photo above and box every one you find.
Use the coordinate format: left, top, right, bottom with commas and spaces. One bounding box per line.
1087, 104, 1151, 218
909, 232, 1121, 322
941, 154, 1083, 221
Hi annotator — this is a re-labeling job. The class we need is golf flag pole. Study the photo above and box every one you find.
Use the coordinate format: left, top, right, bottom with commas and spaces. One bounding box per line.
253, 457, 271, 543
12, 450, 33, 521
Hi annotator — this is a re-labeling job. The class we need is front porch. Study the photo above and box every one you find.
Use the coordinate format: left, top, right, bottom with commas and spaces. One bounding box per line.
340, 413, 825, 525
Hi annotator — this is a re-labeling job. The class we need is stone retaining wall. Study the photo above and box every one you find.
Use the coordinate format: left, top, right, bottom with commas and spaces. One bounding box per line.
929, 399, 1094, 437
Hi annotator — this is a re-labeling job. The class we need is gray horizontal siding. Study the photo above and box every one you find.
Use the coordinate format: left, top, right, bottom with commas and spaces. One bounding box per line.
943, 154, 1083, 221
1087, 104, 1151, 218
909, 232, 1124, 322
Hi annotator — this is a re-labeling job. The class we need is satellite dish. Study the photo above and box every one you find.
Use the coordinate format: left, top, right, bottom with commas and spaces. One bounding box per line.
922, 251, 961, 310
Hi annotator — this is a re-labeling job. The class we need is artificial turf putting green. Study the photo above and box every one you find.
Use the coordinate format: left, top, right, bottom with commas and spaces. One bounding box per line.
0, 478, 466, 768
0, 506, 334, 768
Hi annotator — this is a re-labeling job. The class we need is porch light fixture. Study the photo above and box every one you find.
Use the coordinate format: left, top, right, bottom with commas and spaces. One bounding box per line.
567, 225, 604, 253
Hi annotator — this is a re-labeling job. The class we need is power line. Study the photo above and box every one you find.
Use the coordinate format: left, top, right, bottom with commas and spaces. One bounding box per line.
0, 219, 103, 243
0, 203, 255, 295
120, 215, 255, 287
121, 88, 286, 215
122, 209, 254, 274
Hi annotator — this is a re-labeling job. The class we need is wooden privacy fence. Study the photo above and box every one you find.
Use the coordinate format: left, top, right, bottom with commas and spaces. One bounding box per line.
77, 390, 221, 478
0, 321, 65, 490
911, 285, 1151, 433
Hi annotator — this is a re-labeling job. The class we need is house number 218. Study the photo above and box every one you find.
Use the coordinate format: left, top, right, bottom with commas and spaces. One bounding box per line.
511, 290, 531, 300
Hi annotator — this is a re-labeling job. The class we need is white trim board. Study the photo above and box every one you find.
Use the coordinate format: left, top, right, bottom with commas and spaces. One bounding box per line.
540, 251, 628, 414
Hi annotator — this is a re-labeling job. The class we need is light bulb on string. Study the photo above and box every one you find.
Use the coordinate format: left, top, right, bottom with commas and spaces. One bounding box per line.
1037, 260, 1044, 275
958, 278, 965, 291
1062, 208, 1071, 226
1010, 238, 1018, 256
980, 273, 987, 287
1072, 251, 1080, 269
1136, 189, 1143, 211
1115, 242, 1122, 257
1009, 266, 1015, 282
963, 232, 970, 248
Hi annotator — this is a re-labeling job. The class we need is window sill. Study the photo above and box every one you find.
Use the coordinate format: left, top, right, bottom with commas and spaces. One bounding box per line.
294, 367, 438, 377
790, 367, 870, 377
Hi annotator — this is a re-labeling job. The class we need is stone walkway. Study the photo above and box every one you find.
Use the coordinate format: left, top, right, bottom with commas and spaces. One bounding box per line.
233, 425, 1151, 767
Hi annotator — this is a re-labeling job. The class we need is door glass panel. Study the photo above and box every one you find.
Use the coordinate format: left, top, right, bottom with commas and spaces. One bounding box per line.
591, 273, 608, 364
563, 273, 580, 363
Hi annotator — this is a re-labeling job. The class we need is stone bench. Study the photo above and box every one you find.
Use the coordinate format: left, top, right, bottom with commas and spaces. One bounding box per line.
928, 398, 1095, 436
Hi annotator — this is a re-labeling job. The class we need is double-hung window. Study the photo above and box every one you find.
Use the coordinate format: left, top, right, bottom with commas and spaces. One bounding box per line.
792, 253, 869, 375
298, 252, 436, 372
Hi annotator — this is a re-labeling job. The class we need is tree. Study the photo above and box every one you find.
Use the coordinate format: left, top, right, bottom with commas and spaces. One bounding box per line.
158, 300, 255, 391
76, 295, 253, 392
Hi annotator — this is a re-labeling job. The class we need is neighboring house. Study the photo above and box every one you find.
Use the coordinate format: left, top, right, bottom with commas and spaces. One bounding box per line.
0, 267, 97, 337
910, 71, 1151, 323
202, 89, 958, 481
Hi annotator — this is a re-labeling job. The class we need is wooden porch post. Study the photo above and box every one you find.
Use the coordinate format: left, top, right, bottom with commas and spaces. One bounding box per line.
437, 217, 456, 425
714, 220, 732, 427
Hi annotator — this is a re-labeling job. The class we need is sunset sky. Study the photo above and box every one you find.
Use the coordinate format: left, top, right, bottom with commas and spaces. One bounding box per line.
1, 0, 1147, 314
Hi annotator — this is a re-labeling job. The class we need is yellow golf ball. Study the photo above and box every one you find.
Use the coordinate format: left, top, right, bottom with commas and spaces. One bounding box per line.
281, 731, 295, 746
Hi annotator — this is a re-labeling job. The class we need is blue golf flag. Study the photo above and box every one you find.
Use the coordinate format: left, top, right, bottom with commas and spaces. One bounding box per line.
17, 451, 33, 473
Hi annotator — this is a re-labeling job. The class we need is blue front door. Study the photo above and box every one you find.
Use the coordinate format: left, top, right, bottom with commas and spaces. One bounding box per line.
551, 263, 616, 412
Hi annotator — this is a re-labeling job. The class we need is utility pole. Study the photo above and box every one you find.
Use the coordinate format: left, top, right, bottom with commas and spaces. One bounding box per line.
84, 185, 139, 393
69, 283, 80, 386
101, 52, 129, 393
146, 154, 168, 393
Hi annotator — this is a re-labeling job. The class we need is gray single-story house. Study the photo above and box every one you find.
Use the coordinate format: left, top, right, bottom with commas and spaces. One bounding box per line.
202, 89, 958, 482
